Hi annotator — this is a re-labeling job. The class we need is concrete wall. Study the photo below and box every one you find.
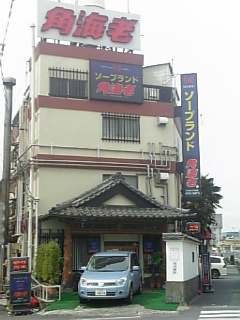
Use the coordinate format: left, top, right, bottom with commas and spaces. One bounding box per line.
165, 275, 199, 304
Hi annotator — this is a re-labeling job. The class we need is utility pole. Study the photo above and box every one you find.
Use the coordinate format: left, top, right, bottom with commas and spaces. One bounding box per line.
0, 77, 16, 289
1, 77, 16, 244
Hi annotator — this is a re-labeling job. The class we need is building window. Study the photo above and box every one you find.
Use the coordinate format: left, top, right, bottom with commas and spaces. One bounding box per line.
49, 67, 88, 99
192, 252, 195, 262
143, 84, 173, 102
102, 113, 140, 142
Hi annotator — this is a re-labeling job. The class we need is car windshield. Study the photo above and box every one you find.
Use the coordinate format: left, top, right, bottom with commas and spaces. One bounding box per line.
87, 255, 129, 272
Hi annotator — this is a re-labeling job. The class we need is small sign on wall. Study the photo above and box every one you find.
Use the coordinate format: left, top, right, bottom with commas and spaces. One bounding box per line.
186, 222, 201, 233
170, 248, 179, 261
88, 241, 100, 253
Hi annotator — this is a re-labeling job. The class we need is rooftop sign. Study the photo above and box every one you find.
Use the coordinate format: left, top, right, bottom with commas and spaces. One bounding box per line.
37, 0, 141, 50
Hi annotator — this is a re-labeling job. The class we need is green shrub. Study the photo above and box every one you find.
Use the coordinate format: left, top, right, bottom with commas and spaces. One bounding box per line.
35, 243, 46, 281
36, 240, 61, 285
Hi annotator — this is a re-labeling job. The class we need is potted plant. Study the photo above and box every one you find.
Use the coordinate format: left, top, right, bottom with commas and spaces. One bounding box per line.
42, 240, 61, 285
35, 241, 62, 297
151, 252, 163, 288
35, 243, 46, 282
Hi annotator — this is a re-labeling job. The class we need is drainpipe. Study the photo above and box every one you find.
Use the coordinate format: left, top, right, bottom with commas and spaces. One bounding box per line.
1, 77, 16, 244
34, 198, 39, 270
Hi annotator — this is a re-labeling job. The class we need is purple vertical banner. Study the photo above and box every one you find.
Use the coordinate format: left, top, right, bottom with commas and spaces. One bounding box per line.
181, 73, 201, 199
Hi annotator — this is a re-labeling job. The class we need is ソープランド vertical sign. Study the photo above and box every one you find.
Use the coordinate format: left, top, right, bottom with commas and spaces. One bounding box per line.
181, 73, 201, 199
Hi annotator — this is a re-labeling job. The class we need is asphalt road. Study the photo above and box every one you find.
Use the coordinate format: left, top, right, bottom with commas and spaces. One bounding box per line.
0, 265, 239, 320
191, 264, 240, 307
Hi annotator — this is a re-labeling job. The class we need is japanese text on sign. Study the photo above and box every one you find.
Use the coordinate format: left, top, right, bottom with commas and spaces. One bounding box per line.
186, 222, 200, 233
38, 0, 141, 50
181, 74, 201, 199
90, 60, 142, 103
10, 273, 31, 305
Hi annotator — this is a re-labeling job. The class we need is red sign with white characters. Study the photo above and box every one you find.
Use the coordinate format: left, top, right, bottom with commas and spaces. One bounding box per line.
37, 0, 141, 50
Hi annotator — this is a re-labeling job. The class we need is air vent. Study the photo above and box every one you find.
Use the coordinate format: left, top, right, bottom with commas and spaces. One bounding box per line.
157, 117, 168, 126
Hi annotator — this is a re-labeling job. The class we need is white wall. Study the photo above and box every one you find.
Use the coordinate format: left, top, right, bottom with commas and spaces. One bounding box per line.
165, 235, 200, 282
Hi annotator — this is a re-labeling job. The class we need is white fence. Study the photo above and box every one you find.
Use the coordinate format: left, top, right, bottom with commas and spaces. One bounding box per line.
31, 276, 61, 302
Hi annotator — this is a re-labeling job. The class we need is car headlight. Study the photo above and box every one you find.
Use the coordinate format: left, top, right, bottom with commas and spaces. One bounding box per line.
80, 278, 87, 286
116, 277, 127, 286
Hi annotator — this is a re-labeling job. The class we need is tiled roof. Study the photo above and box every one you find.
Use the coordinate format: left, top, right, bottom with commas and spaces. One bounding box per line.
162, 232, 201, 243
40, 205, 194, 221
40, 172, 196, 221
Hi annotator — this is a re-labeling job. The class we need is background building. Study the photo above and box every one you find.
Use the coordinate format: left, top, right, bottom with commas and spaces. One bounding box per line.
211, 213, 223, 255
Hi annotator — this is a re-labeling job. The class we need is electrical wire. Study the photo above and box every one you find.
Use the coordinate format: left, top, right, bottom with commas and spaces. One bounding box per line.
0, 0, 15, 82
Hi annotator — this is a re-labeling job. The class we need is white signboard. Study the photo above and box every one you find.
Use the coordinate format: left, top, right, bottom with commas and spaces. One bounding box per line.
170, 248, 179, 261
37, 0, 141, 50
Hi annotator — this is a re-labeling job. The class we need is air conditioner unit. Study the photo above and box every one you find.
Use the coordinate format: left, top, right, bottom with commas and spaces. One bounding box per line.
157, 117, 168, 126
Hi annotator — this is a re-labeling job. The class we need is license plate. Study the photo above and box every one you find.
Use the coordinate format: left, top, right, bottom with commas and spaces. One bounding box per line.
95, 289, 106, 296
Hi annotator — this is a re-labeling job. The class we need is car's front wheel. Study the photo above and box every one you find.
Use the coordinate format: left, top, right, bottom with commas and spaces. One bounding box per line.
125, 285, 133, 304
211, 269, 220, 279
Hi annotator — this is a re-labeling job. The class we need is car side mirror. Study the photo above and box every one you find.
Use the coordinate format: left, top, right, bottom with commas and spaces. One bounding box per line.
132, 265, 140, 271
80, 266, 87, 271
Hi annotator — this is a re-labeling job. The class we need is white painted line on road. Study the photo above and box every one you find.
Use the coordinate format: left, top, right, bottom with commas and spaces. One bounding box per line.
201, 310, 240, 314
70, 317, 141, 320
199, 318, 239, 320
200, 316, 239, 318
199, 309, 240, 319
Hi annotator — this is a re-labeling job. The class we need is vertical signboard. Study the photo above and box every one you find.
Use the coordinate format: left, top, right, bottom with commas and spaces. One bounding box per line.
9, 257, 31, 313
201, 252, 213, 292
181, 73, 201, 199
10, 273, 31, 305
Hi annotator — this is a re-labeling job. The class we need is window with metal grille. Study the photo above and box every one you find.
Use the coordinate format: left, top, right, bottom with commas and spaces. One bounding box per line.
143, 84, 173, 102
102, 113, 140, 142
49, 67, 88, 99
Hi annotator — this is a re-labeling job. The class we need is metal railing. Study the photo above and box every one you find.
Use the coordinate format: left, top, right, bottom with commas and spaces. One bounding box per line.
31, 276, 61, 302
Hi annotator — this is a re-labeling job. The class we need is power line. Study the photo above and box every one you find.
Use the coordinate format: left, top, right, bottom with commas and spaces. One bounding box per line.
1, 0, 15, 56
0, 0, 15, 80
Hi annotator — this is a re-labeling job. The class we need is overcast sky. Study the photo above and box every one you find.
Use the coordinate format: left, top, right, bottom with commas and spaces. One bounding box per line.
0, 0, 240, 232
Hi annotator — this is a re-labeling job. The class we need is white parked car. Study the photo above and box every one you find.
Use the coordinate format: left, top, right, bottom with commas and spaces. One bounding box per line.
210, 255, 227, 279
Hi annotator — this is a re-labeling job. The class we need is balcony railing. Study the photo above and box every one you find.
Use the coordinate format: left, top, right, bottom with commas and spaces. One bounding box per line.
143, 84, 173, 102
